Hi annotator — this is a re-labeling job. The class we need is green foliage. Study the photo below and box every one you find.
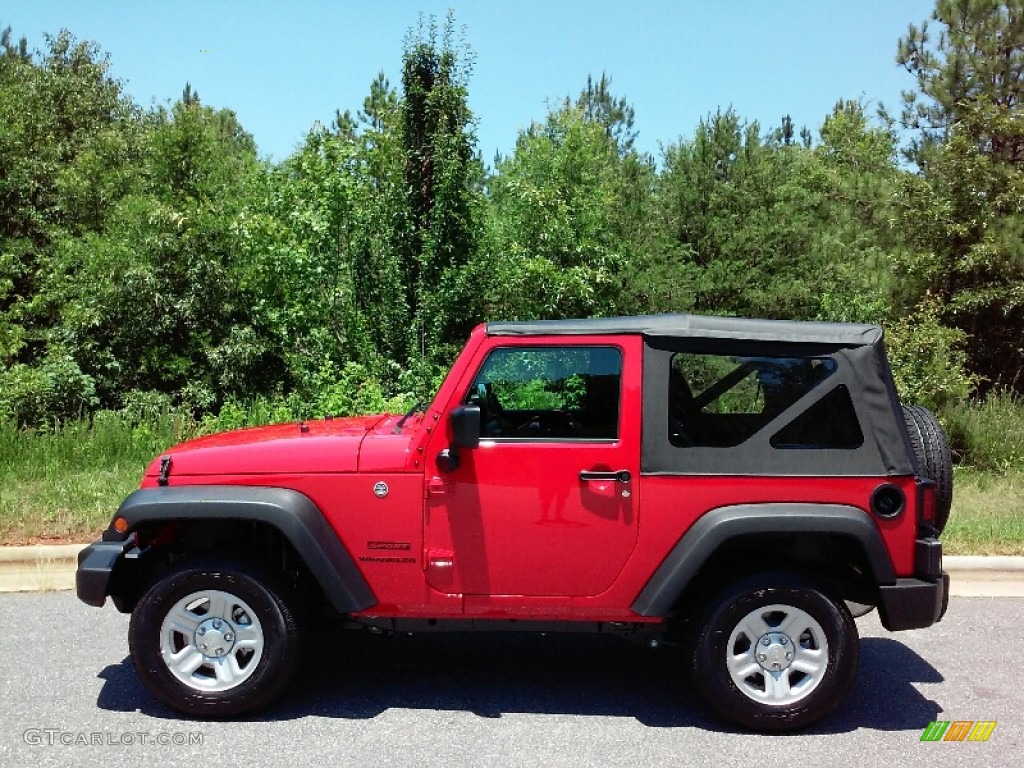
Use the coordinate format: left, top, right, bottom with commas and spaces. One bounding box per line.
306, 361, 414, 418
492, 378, 566, 411
894, 1, 1024, 393
891, 101, 1024, 391
884, 298, 976, 411
0, 408, 193, 542
0, 27, 135, 390
578, 72, 638, 155
897, 0, 1024, 164
484, 101, 647, 321
195, 363, 414, 435
480, 75, 654, 324
0, 350, 97, 427
239, 125, 381, 392
0, 8, 1021, 456
942, 467, 1024, 554
643, 107, 894, 322
399, 12, 484, 361
475, 348, 594, 410
941, 391, 1024, 471
46, 99, 267, 411
3, 7, 1024, 544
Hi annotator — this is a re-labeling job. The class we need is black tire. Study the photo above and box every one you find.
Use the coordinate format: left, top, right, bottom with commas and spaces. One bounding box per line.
902, 404, 953, 533
129, 557, 301, 717
688, 573, 858, 732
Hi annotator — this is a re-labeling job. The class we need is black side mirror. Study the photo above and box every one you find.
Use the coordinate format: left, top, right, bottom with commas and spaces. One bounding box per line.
450, 404, 480, 449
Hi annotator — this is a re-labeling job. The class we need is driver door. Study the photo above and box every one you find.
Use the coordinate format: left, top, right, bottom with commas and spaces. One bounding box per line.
423, 337, 641, 599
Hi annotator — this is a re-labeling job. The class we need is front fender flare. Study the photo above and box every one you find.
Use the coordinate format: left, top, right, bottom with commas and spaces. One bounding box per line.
631, 503, 896, 617
108, 485, 376, 614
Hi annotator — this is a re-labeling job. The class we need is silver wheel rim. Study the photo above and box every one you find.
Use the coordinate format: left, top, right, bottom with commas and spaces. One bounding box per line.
725, 603, 829, 706
159, 589, 264, 692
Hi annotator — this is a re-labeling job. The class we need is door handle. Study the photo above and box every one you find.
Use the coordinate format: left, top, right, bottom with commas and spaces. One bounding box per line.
579, 469, 632, 483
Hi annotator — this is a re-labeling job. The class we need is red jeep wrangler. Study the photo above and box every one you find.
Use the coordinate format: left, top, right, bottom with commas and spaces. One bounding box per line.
77, 314, 951, 731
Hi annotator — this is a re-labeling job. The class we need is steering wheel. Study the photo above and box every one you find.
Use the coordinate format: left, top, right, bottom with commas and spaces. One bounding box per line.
516, 410, 582, 438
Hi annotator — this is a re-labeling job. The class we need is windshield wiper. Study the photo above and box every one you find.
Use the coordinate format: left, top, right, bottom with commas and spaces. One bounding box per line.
393, 401, 425, 433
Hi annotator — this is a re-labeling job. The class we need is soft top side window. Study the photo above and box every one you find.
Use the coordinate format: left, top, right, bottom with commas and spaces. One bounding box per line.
465, 346, 621, 439
669, 353, 839, 448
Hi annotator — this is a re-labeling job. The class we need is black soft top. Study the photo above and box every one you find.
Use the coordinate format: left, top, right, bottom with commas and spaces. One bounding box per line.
488, 313, 912, 476
486, 313, 882, 347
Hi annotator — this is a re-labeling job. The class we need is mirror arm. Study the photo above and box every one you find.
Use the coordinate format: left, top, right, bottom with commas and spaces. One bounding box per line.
436, 447, 460, 473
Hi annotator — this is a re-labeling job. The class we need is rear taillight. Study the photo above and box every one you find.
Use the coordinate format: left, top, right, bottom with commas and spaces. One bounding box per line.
917, 478, 937, 532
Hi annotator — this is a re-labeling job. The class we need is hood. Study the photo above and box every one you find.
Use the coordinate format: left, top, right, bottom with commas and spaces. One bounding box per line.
143, 414, 407, 479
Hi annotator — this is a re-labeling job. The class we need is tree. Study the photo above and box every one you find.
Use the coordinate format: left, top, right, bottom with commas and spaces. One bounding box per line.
398, 12, 483, 363
0, 25, 29, 61
895, 0, 1024, 392
638, 104, 904, 329
897, 0, 1024, 165
181, 81, 200, 106
0, 28, 139, 422
235, 70, 413, 402
577, 72, 637, 155
812, 99, 900, 324
892, 114, 1024, 391
484, 105, 631, 320
47, 96, 266, 411
574, 74, 657, 295
645, 110, 817, 317
360, 71, 398, 132
350, 74, 410, 370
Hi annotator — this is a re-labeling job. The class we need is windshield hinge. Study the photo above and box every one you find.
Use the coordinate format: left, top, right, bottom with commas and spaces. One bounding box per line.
157, 455, 173, 486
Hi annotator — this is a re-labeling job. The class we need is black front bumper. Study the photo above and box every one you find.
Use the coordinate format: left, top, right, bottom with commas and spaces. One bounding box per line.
76, 538, 134, 607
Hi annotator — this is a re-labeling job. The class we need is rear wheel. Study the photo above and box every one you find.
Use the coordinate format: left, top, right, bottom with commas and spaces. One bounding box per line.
902, 404, 953, 533
129, 557, 301, 717
688, 573, 858, 732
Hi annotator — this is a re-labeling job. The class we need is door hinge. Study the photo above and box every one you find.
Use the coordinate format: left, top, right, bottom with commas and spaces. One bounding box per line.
426, 476, 448, 497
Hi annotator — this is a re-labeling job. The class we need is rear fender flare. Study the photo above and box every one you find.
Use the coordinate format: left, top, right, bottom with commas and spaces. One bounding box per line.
631, 503, 895, 617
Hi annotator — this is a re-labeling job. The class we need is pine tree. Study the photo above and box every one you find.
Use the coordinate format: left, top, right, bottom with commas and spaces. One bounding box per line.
898, 0, 1024, 165
398, 11, 481, 361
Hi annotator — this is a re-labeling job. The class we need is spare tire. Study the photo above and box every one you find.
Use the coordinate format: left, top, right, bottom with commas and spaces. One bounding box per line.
902, 405, 953, 534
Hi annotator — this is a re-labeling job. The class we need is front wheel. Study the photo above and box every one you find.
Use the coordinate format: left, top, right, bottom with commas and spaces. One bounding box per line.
688, 573, 858, 731
129, 558, 301, 717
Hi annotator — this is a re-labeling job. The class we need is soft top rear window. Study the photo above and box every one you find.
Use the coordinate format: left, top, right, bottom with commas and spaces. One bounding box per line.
669, 353, 837, 448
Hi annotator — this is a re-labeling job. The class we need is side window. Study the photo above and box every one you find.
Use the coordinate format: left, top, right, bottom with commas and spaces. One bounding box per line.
465, 346, 622, 439
669, 353, 838, 447
770, 385, 864, 449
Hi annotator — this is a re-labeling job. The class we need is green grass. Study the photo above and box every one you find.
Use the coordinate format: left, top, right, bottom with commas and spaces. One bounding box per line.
942, 392, 1024, 473
943, 468, 1024, 555
1, 412, 1022, 553
0, 412, 194, 543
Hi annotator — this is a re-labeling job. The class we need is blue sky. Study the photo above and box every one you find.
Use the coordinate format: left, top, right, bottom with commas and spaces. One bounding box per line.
6, 0, 936, 164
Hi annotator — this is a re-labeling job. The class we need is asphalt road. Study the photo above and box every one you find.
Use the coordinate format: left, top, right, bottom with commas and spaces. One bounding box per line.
0, 592, 1020, 768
